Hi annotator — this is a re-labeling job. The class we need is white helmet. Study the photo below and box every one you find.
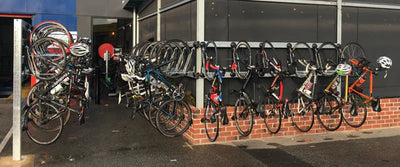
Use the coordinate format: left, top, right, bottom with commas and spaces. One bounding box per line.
377, 56, 392, 69
335, 63, 352, 76
70, 43, 90, 57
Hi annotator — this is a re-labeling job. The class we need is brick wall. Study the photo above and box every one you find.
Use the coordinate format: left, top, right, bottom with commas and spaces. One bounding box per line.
183, 98, 400, 145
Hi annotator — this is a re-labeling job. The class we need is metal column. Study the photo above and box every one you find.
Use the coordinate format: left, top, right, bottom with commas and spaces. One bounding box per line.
133, 8, 137, 47
157, 0, 161, 41
337, 0, 342, 44
12, 19, 22, 161
196, 0, 205, 108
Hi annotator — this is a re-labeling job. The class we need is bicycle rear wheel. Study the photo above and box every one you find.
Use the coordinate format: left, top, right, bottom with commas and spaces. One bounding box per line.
289, 94, 315, 132
156, 100, 192, 137
233, 41, 251, 79
202, 40, 219, 80
233, 97, 253, 136
26, 102, 63, 145
316, 93, 342, 131
291, 42, 314, 73
341, 42, 366, 76
342, 93, 367, 128
263, 95, 282, 134
317, 42, 339, 70
203, 99, 219, 142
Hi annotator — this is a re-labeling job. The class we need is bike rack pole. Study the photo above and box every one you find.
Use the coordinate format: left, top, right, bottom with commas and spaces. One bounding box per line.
195, 0, 205, 108
12, 19, 22, 161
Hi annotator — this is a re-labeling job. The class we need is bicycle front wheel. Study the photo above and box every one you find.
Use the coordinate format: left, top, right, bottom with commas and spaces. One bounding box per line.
26, 102, 63, 145
316, 93, 342, 131
156, 100, 192, 137
263, 95, 282, 134
342, 93, 367, 128
233, 41, 251, 79
233, 97, 253, 136
203, 100, 219, 142
289, 95, 315, 132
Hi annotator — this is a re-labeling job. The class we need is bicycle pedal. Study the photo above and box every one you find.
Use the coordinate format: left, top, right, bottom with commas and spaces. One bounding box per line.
231, 116, 236, 121
201, 118, 207, 123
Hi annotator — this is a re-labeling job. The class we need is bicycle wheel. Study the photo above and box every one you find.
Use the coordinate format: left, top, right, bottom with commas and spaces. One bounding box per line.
292, 42, 314, 73
289, 94, 315, 132
317, 42, 339, 70
30, 21, 73, 46
341, 42, 366, 76
233, 97, 253, 136
27, 81, 71, 127
233, 41, 251, 79
316, 93, 342, 131
260, 41, 278, 69
26, 102, 63, 145
202, 40, 218, 80
28, 37, 68, 81
263, 95, 282, 134
203, 99, 219, 142
342, 93, 367, 128
156, 100, 192, 137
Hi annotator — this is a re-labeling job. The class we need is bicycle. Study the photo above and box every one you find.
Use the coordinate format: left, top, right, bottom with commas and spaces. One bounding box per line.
258, 41, 289, 134
199, 40, 229, 142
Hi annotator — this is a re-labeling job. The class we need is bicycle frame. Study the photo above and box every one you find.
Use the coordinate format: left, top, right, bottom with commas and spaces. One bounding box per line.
348, 66, 375, 104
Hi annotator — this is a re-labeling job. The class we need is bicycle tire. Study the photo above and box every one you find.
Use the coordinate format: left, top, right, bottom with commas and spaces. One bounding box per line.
289, 94, 315, 132
26, 102, 63, 145
30, 21, 73, 47
233, 97, 253, 136
233, 41, 251, 79
27, 81, 71, 127
203, 99, 219, 142
155, 99, 192, 137
28, 37, 68, 81
260, 41, 278, 69
203, 40, 219, 80
342, 92, 367, 128
316, 93, 342, 131
317, 42, 339, 70
292, 42, 314, 73
263, 94, 282, 134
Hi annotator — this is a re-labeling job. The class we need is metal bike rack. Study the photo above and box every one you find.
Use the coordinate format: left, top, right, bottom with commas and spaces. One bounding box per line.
0, 19, 23, 161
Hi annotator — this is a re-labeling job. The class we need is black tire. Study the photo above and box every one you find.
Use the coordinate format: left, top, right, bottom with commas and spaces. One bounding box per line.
28, 37, 68, 81
156, 100, 192, 137
233, 97, 253, 136
342, 93, 367, 128
316, 93, 342, 131
260, 41, 278, 69
233, 41, 251, 79
292, 42, 314, 73
263, 95, 282, 134
317, 42, 339, 70
27, 81, 71, 127
26, 102, 63, 145
289, 94, 315, 132
203, 99, 219, 142
202, 40, 218, 80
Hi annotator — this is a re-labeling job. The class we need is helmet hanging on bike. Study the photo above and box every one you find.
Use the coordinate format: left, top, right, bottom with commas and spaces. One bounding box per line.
70, 43, 90, 57
335, 63, 352, 76
377, 56, 392, 69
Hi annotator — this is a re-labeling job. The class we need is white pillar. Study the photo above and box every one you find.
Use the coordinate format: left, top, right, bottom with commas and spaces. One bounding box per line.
337, 0, 342, 44
12, 19, 22, 161
133, 8, 137, 47
157, 0, 161, 41
196, 0, 205, 108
